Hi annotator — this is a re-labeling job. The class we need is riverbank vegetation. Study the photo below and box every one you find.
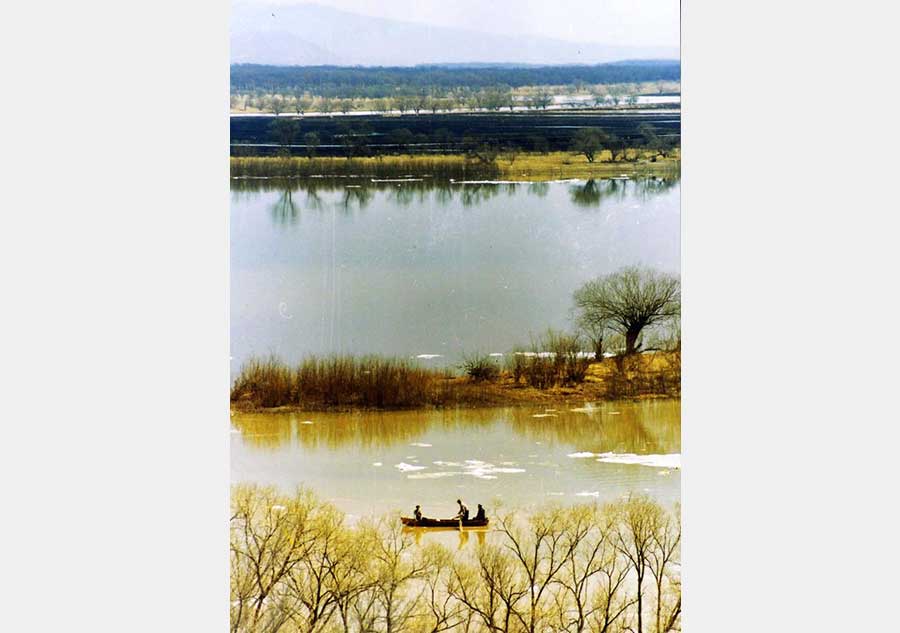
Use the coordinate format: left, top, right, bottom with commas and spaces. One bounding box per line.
231, 151, 680, 181
230, 61, 680, 114
232, 113, 679, 160
231, 484, 681, 633
231, 268, 680, 411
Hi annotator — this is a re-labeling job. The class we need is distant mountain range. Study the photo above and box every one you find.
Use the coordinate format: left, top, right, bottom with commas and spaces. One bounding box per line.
231, 3, 680, 67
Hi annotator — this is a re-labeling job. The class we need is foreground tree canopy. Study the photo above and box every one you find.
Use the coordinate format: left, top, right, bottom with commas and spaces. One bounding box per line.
231, 485, 681, 633
574, 267, 680, 355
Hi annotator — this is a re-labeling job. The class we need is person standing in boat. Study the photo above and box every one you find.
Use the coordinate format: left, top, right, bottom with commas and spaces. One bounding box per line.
414, 505, 422, 522
474, 504, 486, 521
455, 499, 469, 520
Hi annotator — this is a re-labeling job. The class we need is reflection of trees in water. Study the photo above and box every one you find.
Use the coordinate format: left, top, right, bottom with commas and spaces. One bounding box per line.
340, 186, 373, 211
232, 400, 680, 454
271, 189, 300, 224
633, 175, 680, 201
389, 184, 431, 207
569, 175, 680, 208
457, 183, 504, 207
527, 182, 550, 197
239, 174, 680, 224
569, 178, 627, 207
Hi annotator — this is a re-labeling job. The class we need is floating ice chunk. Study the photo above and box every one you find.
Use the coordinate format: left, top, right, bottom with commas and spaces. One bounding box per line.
567, 451, 596, 458
594, 453, 681, 469
408, 472, 459, 480
491, 468, 526, 474
395, 462, 426, 472
570, 405, 598, 413
532, 413, 557, 418
410, 442, 433, 448
548, 492, 566, 496
575, 491, 600, 498
372, 462, 383, 467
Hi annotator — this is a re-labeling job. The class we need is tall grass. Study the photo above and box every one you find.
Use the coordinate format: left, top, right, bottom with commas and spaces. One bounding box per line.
505, 330, 591, 389
232, 355, 496, 410
231, 155, 501, 180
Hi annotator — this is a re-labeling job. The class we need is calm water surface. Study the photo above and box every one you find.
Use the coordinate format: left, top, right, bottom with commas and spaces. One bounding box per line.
231, 400, 680, 521
231, 177, 680, 372
231, 177, 681, 540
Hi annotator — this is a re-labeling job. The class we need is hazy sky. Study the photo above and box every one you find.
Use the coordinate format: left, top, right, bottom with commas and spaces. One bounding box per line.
242, 0, 680, 48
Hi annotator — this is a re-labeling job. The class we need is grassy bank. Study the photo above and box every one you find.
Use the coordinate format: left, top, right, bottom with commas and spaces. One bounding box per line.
231, 352, 680, 411
230, 151, 680, 182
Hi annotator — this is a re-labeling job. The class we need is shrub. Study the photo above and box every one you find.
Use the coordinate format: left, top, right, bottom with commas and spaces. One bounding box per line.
462, 354, 500, 382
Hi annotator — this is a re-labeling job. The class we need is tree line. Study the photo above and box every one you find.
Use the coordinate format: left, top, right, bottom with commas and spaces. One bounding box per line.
231, 62, 681, 99
230, 82, 678, 117
231, 485, 681, 633
246, 118, 679, 162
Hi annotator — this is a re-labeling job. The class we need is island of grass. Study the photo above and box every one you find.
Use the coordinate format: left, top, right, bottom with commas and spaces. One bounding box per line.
231, 150, 680, 182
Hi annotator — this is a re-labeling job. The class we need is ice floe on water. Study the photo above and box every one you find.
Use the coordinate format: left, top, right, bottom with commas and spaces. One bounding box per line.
405, 459, 526, 480
407, 471, 460, 480
409, 442, 433, 448
594, 453, 681, 469
372, 462, 383, 467
532, 413, 557, 418
575, 491, 600, 498
565, 451, 681, 469
395, 462, 426, 472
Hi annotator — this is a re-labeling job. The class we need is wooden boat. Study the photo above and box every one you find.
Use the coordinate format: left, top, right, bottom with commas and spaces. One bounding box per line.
400, 516, 489, 529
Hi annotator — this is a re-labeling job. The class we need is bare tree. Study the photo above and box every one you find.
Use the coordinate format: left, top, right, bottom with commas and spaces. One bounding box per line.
576, 311, 610, 362
449, 542, 527, 633
573, 267, 680, 355
608, 495, 663, 633
496, 507, 577, 633
230, 485, 318, 633
421, 544, 466, 633
367, 518, 431, 633
648, 504, 681, 633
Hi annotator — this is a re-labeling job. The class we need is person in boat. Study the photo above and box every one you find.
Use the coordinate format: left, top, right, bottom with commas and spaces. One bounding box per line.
455, 499, 469, 520
414, 505, 422, 522
474, 504, 486, 521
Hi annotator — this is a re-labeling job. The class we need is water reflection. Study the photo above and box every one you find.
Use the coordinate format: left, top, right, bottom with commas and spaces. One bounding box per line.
234, 175, 681, 217
567, 176, 679, 208
231, 401, 681, 518
232, 400, 680, 455
271, 189, 300, 223
231, 176, 679, 372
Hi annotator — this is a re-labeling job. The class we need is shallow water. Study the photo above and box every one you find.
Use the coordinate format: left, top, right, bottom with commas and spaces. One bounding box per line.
231, 399, 680, 522
231, 177, 680, 373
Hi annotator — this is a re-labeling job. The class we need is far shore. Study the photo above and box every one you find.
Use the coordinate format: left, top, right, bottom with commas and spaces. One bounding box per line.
230, 151, 680, 182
